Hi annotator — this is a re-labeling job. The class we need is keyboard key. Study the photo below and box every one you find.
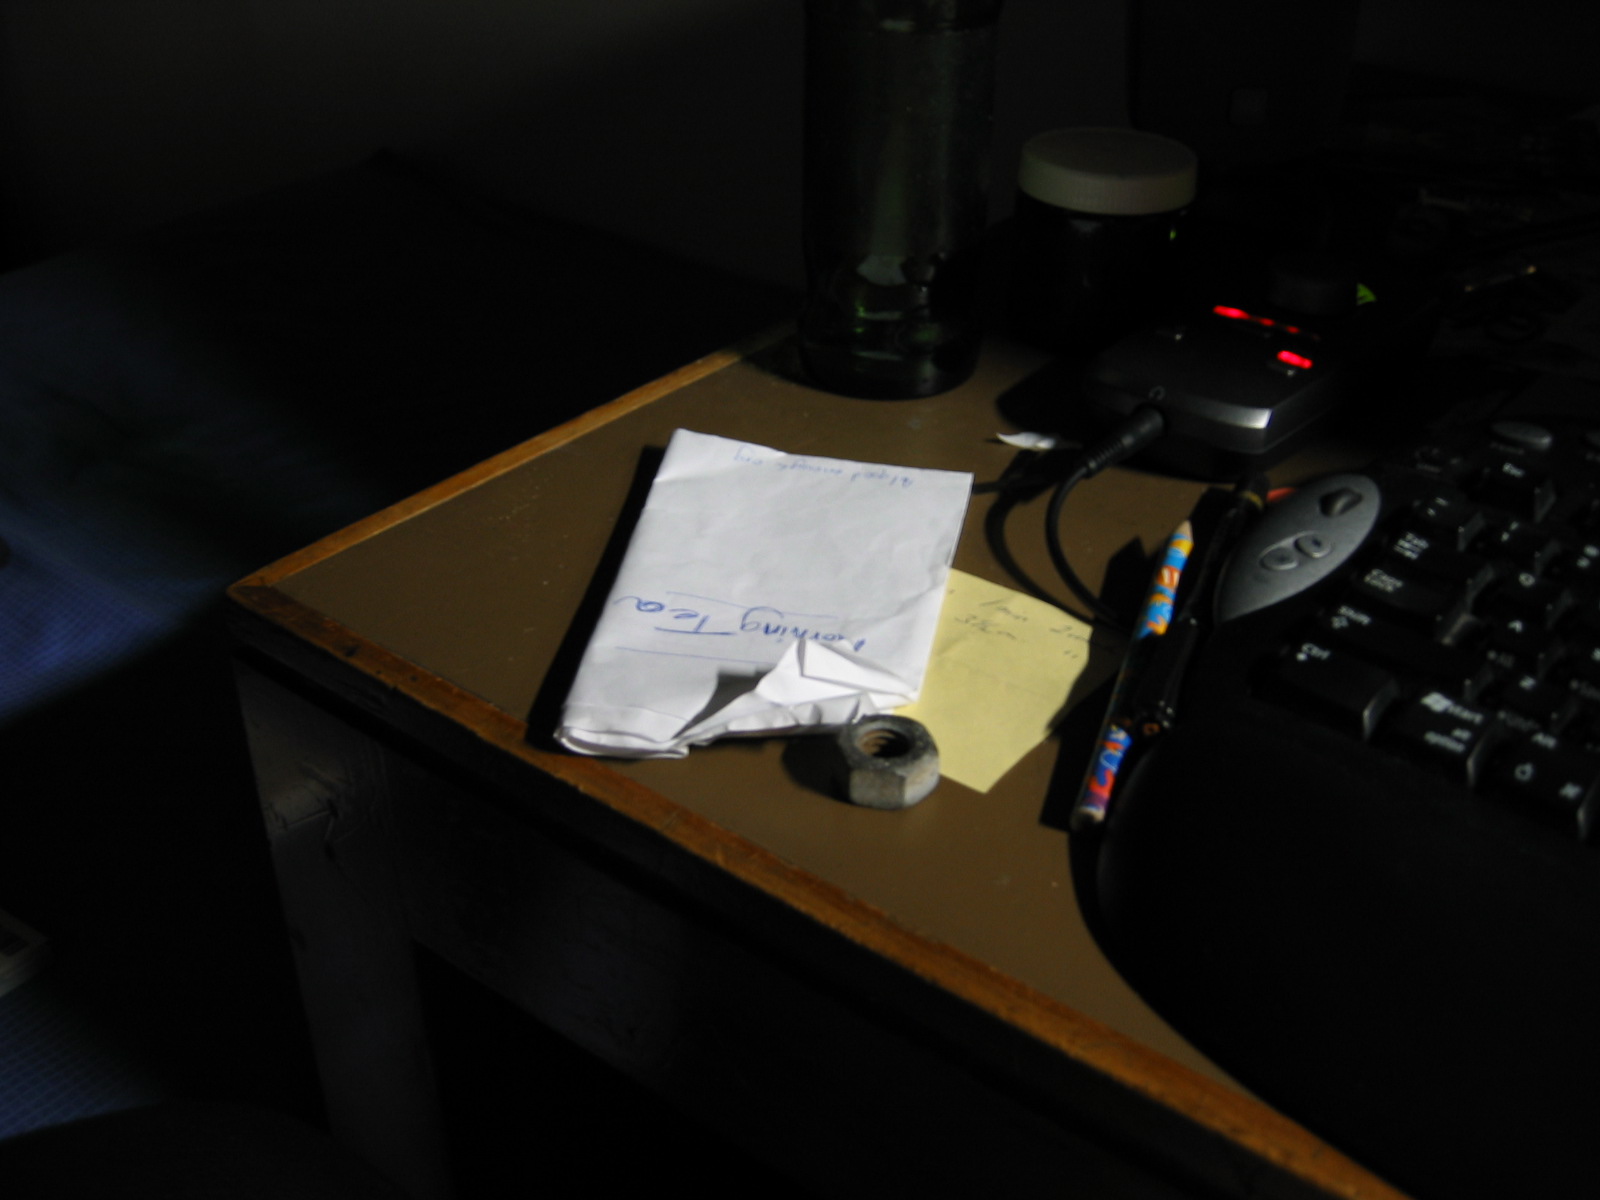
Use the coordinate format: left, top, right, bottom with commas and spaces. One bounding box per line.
1483, 614, 1564, 673
1492, 671, 1577, 733
1408, 441, 1477, 478
1350, 564, 1470, 637
1408, 488, 1485, 551
1319, 603, 1497, 698
1561, 603, 1600, 641
1479, 571, 1574, 629
1381, 691, 1501, 786
1552, 538, 1600, 585
1562, 706, 1600, 757
1261, 638, 1401, 740
1474, 518, 1561, 572
1567, 497, 1600, 536
1482, 731, 1600, 840
1383, 528, 1495, 591
1489, 419, 1555, 454
1468, 455, 1558, 522
1557, 638, 1600, 699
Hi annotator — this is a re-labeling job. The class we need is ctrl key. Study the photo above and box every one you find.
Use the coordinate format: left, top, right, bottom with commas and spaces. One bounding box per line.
1483, 732, 1600, 841
1260, 638, 1400, 739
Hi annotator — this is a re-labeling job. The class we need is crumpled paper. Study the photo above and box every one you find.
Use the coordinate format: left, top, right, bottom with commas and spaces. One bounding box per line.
557, 428, 972, 758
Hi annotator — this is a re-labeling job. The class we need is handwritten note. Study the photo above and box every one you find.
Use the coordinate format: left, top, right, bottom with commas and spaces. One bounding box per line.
558, 429, 972, 758
897, 570, 1125, 792
606, 592, 870, 657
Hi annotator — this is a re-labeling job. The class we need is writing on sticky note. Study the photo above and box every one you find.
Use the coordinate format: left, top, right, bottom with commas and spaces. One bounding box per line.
897, 570, 1125, 793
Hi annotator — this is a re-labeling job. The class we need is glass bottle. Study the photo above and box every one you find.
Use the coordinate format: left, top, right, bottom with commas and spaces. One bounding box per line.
799, 0, 1004, 399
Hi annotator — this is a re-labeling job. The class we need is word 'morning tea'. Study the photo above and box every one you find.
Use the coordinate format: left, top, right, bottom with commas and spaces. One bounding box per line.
613, 595, 868, 654
738, 606, 868, 653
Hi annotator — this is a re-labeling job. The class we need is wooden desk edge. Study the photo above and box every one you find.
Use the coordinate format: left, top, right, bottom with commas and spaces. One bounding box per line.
226, 594, 1406, 1200
226, 326, 1410, 1200
242, 329, 781, 590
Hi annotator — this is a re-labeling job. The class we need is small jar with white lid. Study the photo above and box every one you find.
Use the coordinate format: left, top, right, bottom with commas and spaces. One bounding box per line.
1008, 127, 1198, 357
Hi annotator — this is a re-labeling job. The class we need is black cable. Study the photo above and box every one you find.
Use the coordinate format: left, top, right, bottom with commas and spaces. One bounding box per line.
1042, 408, 1167, 626
1044, 462, 1114, 623
983, 487, 1077, 615
1074, 407, 1168, 478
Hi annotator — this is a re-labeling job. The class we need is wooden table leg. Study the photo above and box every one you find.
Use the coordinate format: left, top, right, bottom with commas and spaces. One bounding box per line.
234, 660, 454, 1200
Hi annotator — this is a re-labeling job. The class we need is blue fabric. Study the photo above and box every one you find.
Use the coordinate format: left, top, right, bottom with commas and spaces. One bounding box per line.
0, 154, 797, 727
0, 160, 493, 722
0, 976, 174, 1140
0, 241, 388, 725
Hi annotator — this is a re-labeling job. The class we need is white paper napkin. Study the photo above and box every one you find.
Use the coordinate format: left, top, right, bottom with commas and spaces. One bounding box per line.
557, 429, 972, 758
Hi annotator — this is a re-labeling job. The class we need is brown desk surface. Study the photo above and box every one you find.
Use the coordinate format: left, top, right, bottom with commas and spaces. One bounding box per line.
231, 329, 1401, 1199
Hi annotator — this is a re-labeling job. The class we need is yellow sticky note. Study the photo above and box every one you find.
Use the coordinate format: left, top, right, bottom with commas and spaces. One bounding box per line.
897, 570, 1124, 793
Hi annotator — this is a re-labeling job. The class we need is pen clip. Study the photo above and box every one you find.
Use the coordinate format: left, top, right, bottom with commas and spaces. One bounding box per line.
1124, 615, 1204, 734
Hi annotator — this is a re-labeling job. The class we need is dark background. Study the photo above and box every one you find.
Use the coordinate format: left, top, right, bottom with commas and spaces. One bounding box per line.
1, 1, 1597, 1196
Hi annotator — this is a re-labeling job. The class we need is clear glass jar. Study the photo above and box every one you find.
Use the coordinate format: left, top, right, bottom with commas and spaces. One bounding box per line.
798, 0, 1004, 399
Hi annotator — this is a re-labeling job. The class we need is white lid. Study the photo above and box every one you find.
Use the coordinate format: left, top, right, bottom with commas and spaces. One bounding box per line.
1017, 127, 1197, 216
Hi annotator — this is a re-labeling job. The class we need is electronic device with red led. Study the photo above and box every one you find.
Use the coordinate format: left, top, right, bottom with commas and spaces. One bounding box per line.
1078, 255, 1437, 479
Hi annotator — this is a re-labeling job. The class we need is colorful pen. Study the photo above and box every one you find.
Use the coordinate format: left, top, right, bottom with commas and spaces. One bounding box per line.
1070, 519, 1193, 831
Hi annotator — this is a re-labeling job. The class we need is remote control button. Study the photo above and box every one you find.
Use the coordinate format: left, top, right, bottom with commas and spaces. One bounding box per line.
1319, 487, 1366, 517
1262, 545, 1300, 571
1296, 533, 1333, 558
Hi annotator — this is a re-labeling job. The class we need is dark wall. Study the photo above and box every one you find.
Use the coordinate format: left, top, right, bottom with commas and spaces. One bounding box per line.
0, 0, 1591, 278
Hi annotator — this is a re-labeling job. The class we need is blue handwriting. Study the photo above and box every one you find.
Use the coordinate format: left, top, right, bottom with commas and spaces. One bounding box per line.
612, 595, 866, 652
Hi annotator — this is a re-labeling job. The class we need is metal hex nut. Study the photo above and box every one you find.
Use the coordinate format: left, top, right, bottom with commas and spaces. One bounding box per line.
834, 715, 940, 810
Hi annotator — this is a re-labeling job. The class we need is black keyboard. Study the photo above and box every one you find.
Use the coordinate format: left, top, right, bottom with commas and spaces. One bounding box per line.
1091, 391, 1600, 1199
1254, 417, 1600, 838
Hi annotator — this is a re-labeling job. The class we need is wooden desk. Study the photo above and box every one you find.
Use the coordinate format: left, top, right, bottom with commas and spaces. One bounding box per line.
229, 330, 1404, 1200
